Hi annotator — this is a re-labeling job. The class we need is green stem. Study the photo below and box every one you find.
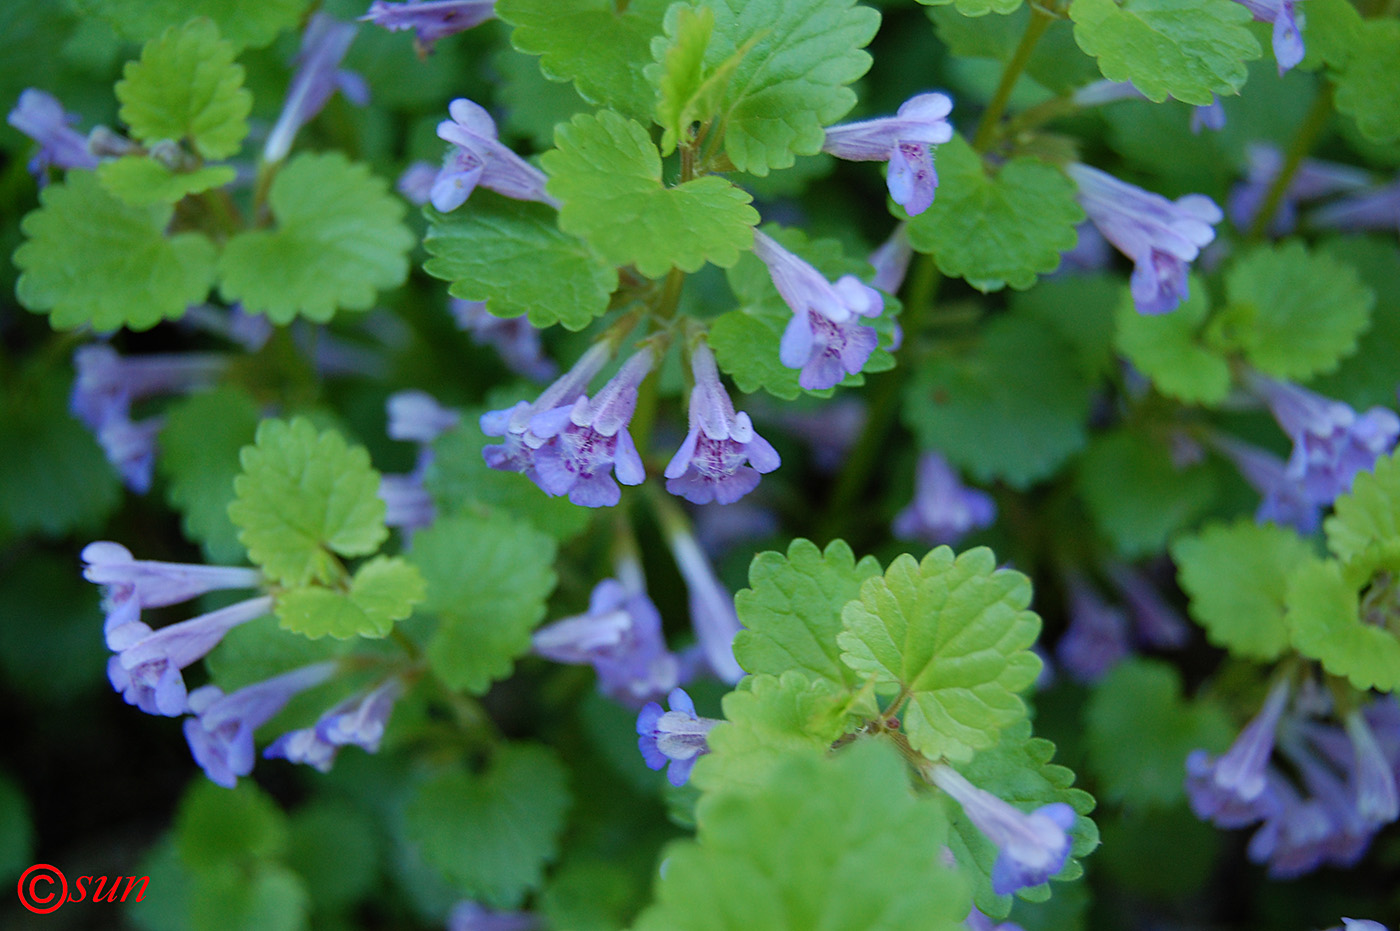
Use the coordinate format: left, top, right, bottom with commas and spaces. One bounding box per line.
1247, 82, 1334, 240
971, 6, 1055, 153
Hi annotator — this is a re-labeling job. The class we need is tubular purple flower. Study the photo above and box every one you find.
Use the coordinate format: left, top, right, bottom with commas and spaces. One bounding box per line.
664, 342, 780, 505
1067, 163, 1222, 315
7, 88, 98, 180
1277, 733, 1375, 870
1229, 144, 1371, 236
636, 687, 720, 787
82, 542, 263, 617
481, 341, 612, 476
1106, 564, 1190, 649
98, 416, 164, 494
1344, 709, 1400, 826
1207, 432, 1320, 533
1191, 96, 1227, 134
928, 763, 1075, 894
779, 399, 866, 473
432, 98, 554, 211
71, 344, 228, 431
379, 474, 435, 533
1311, 174, 1400, 235
184, 661, 338, 788
452, 299, 557, 382
1055, 574, 1130, 685
965, 907, 1026, 931
264, 677, 404, 772
360, 0, 496, 52
1341, 921, 1390, 931
666, 519, 745, 684
869, 224, 913, 295
397, 160, 439, 204
447, 901, 540, 931
892, 451, 997, 547
528, 348, 654, 507
1070, 80, 1145, 108
388, 390, 460, 444
1186, 679, 1291, 823
263, 14, 362, 164
1234, 0, 1305, 73
1245, 772, 1338, 877
821, 92, 954, 216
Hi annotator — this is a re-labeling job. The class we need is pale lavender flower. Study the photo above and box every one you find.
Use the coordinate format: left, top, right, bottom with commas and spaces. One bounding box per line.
667, 519, 745, 684
965, 907, 1026, 931
893, 452, 996, 547
1340, 921, 1389, 931
1311, 173, 1400, 235
1245, 771, 1338, 877
379, 474, 436, 533
398, 160, 440, 204
929, 764, 1075, 894
1234, 0, 1305, 73
360, 0, 495, 52
7, 88, 98, 181
381, 391, 457, 536
1055, 573, 1130, 685
665, 342, 780, 505
752, 230, 884, 390
388, 390, 460, 444
1208, 432, 1320, 533
1344, 710, 1400, 826
82, 541, 263, 625
96, 416, 164, 494
636, 687, 720, 787
432, 98, 554, 211
869, 224, 913, 294
822, 92, 954, 216
184, 661, 338, 788
1106, 564, 1190, 649
71, 344, 228, 431
1056, 221, 1111, 276
1186, 679, 1291, 825
182, 304, 274, 352
264, 677, 404, 772
481, 341, 612, 477
779, 398, 866, 472
451, 298, 556, 382
1070, 80, 1144, 108
1229, 144, 1371, 235
529, 348, 653, 507
1067, 163, 1222, 315
1191, 96, 1227, 134
1274, 733, 1375, 871
263, 14, 364, 163
447, 901, 539, 931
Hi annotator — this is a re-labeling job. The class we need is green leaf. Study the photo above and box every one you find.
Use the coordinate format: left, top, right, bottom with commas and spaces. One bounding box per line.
115, 19, 251, 159
176, 780, 287, 871
905, 136, 1083, 291
189, 864, 309, 931
1326, 450, 1400, 568
160, 386, 261, 564
902, 314, 1093, 488
1070, 0, 1260, 105
650, 4, 716, 154
276, 556, 425, 640
1114, 276, 1230, 405
228, 418, 388, 588
733, 538, 882, 687
0, 774, 32, 881
1220, 241, 1374, 380
284, 800, 380, 912
1313, 236, 1400, 410
422, 193, 618, 332
1084, 659, 1233, 808
928, 5, 1099, 94
1299, 0, 1364, 72
405, 743, 571, 907
1332, 18, 1400, 144
1077, 430, 1217, 558
204, 613, 342, 692
543, 110, 758, 277
1285, 556, 1400, 693
98, 157, 237, 206
633, 740, 969, 931
72, 0, 308, 50
496, 0, 670, 122
412, 513, 558, 693
15, 170, 217, 332
919, 0, 1023, 17
0, 554, 110, 702
1011, 275, 1120, 380
943, 720, 1097, 918
1172, 519, 1315, 661
702, 0, 881, 175
837, 547, 1042, 762
218, 152, 412, 324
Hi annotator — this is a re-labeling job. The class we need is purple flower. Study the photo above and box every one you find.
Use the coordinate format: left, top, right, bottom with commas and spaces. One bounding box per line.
666, 520, 745, 684
1344, 710, 1400, 826
1234, 0, 1305, 73
432, 98, 554, 211
184, 662, 338, 787
1191, 96, 1227, 134
447, 901, 539, 931
1245, 770, 1341, 877
1229, 145, 1371, 236
869, 224, 913, 295
481, 341, 612, 477
528, 349, 653, 507
1186, 679, 1291, 825
380, 391, 457, 536
822, 92, 954, 216
1311, 173, 1400, 235
636, 688, 720, 787
72, 344, 228, 431
1340, 921, 1390, 931
397, 160, 439, 204
664, 342, 780, 505
264, 676, 404, 772
1055, 574, 1130, 685
388, 390, 460, 444
264, 14, 364, 163
7, 88, 98, 181
1067, 163, 1222, 315
451, 298, 557, 382
892, 452, 996, 547
1106, 564, 1190, 649
779, 398, 866, 473
1246, 373, 1400, 505
965, 907, 1025, 931
928, 764, 1075, 895
1207, 432, 1321, 533
360, 0, 495, 52
83, 541, 263, 623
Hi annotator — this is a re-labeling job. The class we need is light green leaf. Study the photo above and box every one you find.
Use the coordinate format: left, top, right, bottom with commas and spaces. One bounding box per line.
1326, 450, 1400, 568
838, 547, 1042, 762
905, 136, 1082, 291
98, 157, 237, 205
1286, 556, 1400, 693
1332, 18, 1400, 144
1313, 236, 1400, 411
733, 538, 882, 687
228, 418, 388, 588
633, 740, 968, 931
176, 780, 287, 871
1114, 277, 1230, 405
284, 801, 379, 913
543, 110, 758, 277
650, 4, 717, 154
1070, 0, 1260, 105
1221, 241, 1374, 380
919, 0, 1023, 17
1172, 519, 1315, 661
189, 864, 309, 931
72, 0, 308, 50
422, 193, 618, 332
496, 0, 670, 122
1077, 430, 1217, 558
115, 19, 251, 159
218, 152, 412, 324
15, 170, 217, 332
204, 614, 342, 692
412, 513, 558, 693
276, 556, 425, 640
495, 47, 589, 150
405, 743, 571, 907
928, 5, 1100, 93
902, 314, 1093, 488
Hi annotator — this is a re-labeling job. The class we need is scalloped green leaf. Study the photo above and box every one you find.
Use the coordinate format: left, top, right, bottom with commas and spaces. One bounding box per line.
918, 0, 1023, 17
217, 152, 412, 324
649, 4, 717, 155
1172, 519, 1315, 661
905, 136, 1082, 291
1070, 0, 1260, 105
405, 743, 571, 908
1221, 240, 1374, 380
98, 157, 237, 206
838, 547, 1042, 762
1332, 18, 1400, 144
633, 740, 968, 931
115, 18, 251, 158
733, 538, 883, 688
228, 418, 388, 587
1286, 556, 1400, 693
1326, 450, 1400, 568
422, 193, 618, 332
276, 556, 425, 640
1114, 277, 1230, 405
1312, 236, 1400, 411
1077, 430, 1217, 558
412, 512, 558, 694
176, 779, 287, 871
15, 170, 217, 333
73, 0, 306, 50
542, 110, 758, 278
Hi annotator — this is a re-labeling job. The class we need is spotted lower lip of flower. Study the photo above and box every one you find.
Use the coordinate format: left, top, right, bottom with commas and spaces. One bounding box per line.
432, 97, 554, 211
821, 92, 954, 216
360, 0, 496, 53
263, 14, 362, 164
1233, 0, 1305, 73
636, 687, 721, 787
481, 341, 613, 476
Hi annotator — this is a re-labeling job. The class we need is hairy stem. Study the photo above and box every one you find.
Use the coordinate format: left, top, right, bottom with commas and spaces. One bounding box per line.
971, 5, 1055, 153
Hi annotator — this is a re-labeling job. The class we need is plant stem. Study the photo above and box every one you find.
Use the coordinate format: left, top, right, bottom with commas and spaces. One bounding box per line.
1247, 82, 1334, 240
971, 6, 1055, 153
